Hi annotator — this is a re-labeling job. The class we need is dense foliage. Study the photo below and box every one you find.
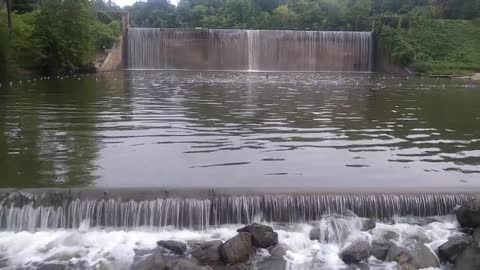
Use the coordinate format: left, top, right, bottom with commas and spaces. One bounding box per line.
126, 0, 480, 30
0, 0, 121, 75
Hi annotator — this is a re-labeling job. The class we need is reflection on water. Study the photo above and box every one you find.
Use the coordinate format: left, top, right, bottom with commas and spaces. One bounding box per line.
1, 71, 480, 189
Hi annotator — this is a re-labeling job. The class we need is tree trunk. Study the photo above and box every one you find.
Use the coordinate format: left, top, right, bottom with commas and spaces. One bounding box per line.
6, 0, 12, 34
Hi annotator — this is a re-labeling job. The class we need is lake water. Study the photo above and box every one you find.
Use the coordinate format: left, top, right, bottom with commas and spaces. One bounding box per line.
1, 71, 480, 191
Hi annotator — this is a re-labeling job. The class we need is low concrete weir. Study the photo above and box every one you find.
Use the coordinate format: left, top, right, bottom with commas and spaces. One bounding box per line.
0, 189, 470, 231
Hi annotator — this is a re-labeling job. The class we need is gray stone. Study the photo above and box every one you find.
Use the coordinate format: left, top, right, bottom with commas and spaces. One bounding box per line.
371, 239, 392, 261
188, 240, 205, 248
131, 248, 171, 270
191, 240, 224, 266
309, 226, 321, 241
412, 243, 439, 269
255, 257, 287, 270
473, 227, 480, 242
456, 195, 480, 228
438, 235, 472, 263
386, 245, 414, 265
38, 264, 68, 270
170, 258, 209, 270
267, 243, 287, 257
237, 223, 278, 248
453, 243, 480, 270
382, 231, 399, 241
399, 263, 418, 270
340, 240, 371, 264
220, 233, 253, 264
157, 240, 187, 255
361, 219, 376, 231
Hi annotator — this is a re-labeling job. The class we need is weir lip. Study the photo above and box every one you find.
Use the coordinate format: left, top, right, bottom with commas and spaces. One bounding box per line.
0, 188, 475, 231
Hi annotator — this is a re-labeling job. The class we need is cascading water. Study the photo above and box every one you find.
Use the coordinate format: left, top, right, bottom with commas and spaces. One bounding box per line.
0, 191, 469, 231
127, 28, 373, 72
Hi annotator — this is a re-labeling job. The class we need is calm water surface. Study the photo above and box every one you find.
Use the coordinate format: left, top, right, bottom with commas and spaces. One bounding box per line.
1, 71, 480, 190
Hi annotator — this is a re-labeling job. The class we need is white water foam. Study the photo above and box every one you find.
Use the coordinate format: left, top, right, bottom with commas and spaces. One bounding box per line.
0, 217, 459, 270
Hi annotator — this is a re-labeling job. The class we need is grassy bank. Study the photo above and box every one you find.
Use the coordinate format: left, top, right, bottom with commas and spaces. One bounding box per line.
376, 17, 480, 75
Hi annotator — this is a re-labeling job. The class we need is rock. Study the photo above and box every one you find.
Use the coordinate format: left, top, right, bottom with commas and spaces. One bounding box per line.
38, 264, 68, 270
453, 243, 480, 270
399, 263, 418, 270
387, 245, 414, 265
382, 231, 399, 241
473, 227, 480, 242
267, 243, 287, 257
456, 195, 480, 228
188, 240, 205, 248
191, 240, 224, 266
309, 226, 321, 241
412, 243, 439, 269
237, 223, 278, 248
220, 232, 253, 264
131, 248, 171, 270
170, 258, 208, 270
361, 219, 376, 231
340, 240, 371, 264
438, 235, 472, 263
157, 240, 187, 255
255, 257, 286, 270
371, 239, 392, 261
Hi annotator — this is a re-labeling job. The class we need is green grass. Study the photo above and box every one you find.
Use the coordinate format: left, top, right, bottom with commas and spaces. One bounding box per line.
377, 17, 480, 75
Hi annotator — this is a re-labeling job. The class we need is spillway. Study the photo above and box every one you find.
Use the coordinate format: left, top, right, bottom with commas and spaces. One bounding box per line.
127, 28, 373, 72
0, 190, 468, 231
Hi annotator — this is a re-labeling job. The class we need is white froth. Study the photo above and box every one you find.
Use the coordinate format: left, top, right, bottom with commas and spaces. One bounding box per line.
0, 218, 457, 270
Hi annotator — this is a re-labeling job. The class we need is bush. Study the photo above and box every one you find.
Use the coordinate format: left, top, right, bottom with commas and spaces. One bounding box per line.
410, 62, 432, 74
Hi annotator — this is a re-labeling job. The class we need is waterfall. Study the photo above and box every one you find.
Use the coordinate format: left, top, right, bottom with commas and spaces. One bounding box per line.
0, 191, 468, 231
127, 28, 373, 72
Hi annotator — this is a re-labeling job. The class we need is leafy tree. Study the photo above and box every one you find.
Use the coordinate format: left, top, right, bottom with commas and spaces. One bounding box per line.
12, 0, 39, 13
32, 0, 96, 74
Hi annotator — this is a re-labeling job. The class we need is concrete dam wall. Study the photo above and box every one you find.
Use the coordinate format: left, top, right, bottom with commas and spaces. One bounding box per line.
127, 28, 374, 72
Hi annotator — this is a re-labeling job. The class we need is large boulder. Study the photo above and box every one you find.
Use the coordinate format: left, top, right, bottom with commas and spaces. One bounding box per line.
456, 195, 480, 228
340, 240, 371, 264
191, 240, 224, 266
438, 235, 472, 263
157, 240, 187, 255
237, 223, 278, 248
220, 233, 253, 264
453, 243, 480, 270
412, 243, 439, 269
387, 245, 414, 265
361, 219, 376, 231
371, 239, 392, 261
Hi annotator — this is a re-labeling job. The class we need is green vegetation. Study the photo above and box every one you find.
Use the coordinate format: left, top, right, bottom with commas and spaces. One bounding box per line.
375, 15, 480, 75
0, 0, 121, 76
2, 0, 480, 75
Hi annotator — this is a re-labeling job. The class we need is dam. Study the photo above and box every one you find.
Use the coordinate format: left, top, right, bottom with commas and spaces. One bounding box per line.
127, 28, 374, 71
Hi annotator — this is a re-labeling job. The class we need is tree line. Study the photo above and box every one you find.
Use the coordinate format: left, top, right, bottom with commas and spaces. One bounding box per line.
127, 0, 480, 31
0, 0, 121, 76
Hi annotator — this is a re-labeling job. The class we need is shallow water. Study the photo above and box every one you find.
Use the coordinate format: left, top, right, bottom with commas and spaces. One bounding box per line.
1, 71, 480, 190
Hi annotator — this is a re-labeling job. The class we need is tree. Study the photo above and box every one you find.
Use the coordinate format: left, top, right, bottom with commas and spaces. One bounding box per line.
32, 0, 96, 74
12, 0, 39, 13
